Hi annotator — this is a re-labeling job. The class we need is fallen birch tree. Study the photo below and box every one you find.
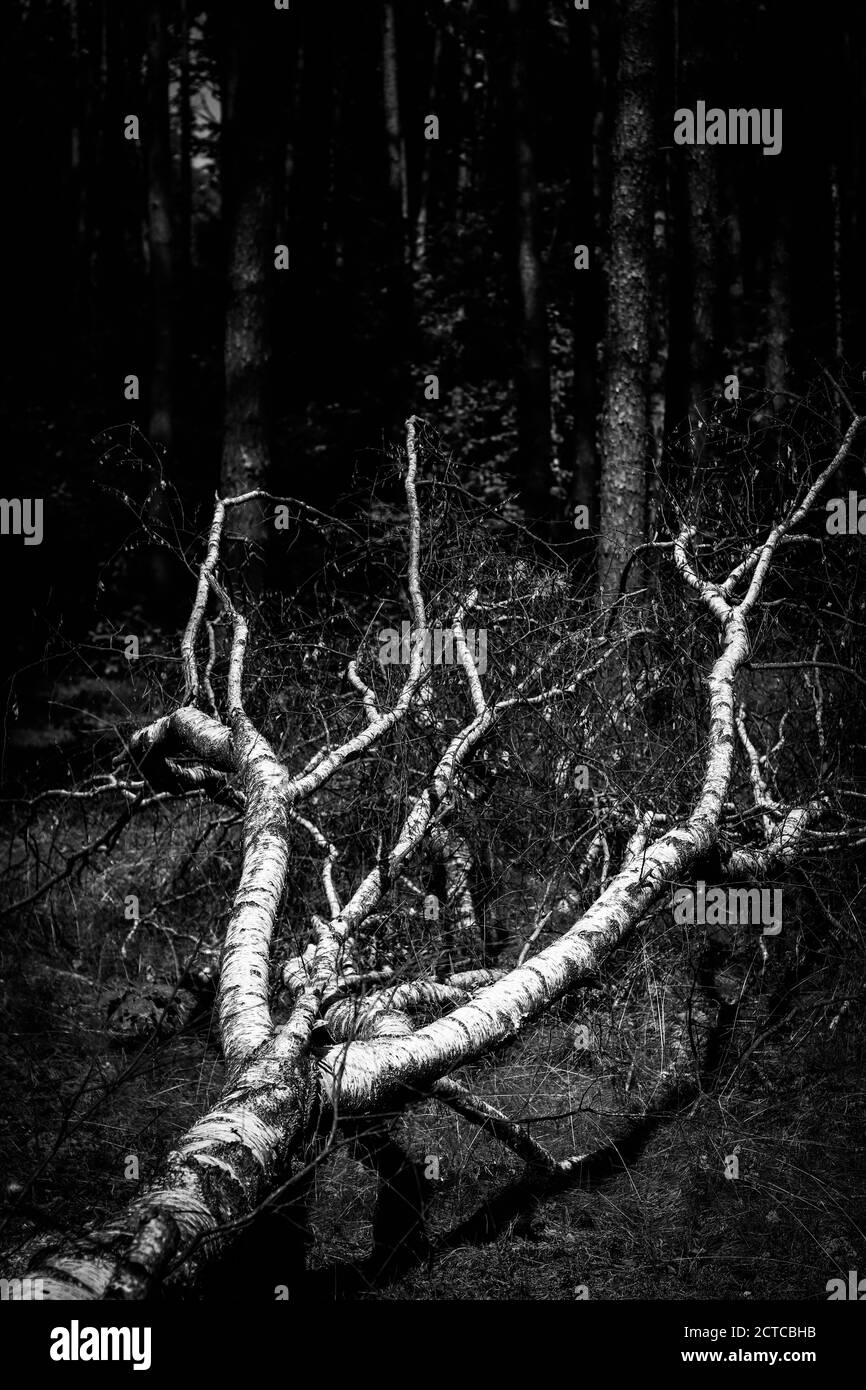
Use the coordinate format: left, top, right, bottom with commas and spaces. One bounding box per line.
4, 409, 865, 1299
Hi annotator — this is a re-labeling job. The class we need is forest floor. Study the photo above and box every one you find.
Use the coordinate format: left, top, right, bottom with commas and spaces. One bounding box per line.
1, 674, 864, 1302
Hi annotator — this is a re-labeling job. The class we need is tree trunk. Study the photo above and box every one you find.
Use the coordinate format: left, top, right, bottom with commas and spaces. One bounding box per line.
830, 165, 844, 429
568, 4, 599, 559
139, 0, 176, 604
765, 215, 792, 413
685, 146, 720, 427
67, 0, 86, 263
413, 29, 443, 274
506, 0, 553, 524
679, 5, 720, 432
723, 191, 746, 355
179, 0, 193, 305
647, 200, 670, 536
382, 2, 409, 255
381, 1, 413, 426
146, 0, 173, 451
219, 9, 285, 578
598, 0, 657, 607
7, 412, 861, 1299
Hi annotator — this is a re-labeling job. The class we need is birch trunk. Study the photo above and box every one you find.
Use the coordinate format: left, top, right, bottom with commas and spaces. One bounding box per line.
8, 414, 861, 1299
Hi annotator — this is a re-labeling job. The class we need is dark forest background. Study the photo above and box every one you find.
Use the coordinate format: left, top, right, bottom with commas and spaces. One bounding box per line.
2, 0, 865, 686
1, 2, 866, 1306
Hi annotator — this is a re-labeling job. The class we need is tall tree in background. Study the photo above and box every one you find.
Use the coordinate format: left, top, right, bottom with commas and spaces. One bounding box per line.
218, 5, 288, 570
506, 0, 553, 522
684, 156, 720, 419
67, 0, 87, 269
381, 1, 413, 427
138, 1, 176, 602
383, 2, 409, 252
413, 25, 443, 273
681, 11, 720, 429
598, 0, 657, 606
178, 0, 193, 320
146, 0, 174, 450
95, 0, 146, 328
289, 5, 336, 417
765, 213, 792, 412
568, 4, 600, 552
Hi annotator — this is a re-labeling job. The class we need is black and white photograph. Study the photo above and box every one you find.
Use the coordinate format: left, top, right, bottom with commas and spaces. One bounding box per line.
0, 0, 864, 1361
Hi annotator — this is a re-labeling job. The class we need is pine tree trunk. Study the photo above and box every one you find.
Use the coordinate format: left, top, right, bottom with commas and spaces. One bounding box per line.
381, 1, 413, 425
598, 0, 657, 607
506, 0, 553, 523
686, 146, 719, 427
179, 0, 193, 304
146, 0, 173, 451
765, 217, 792, 413
568, 4, 599, 556
219, 10, 285, 582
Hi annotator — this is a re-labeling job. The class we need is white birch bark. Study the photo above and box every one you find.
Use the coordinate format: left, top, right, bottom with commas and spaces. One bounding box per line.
8, 415, 862, 1299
